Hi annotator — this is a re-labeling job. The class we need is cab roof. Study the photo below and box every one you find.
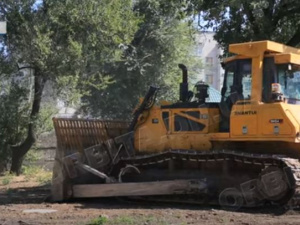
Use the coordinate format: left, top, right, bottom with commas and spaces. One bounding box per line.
229, 40, 300, 56
224, 40, 300, 65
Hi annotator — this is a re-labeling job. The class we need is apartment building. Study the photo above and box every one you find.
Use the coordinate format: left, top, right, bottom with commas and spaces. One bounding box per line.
194, 32, 224, 91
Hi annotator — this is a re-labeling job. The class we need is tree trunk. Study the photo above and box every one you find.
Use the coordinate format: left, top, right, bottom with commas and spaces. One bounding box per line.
10, 73, 46, 175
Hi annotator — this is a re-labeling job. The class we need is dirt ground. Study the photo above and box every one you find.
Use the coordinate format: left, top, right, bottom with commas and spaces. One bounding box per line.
1, 176, 300, 225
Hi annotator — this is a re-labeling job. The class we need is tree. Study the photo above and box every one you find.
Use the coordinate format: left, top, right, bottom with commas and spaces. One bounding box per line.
82, 0, 200, 120
0, 0, 139, 174
194, 0, 300, 49
0, 79, 30, 171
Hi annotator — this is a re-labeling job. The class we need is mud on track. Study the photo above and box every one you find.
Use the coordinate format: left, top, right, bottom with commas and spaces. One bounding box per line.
0, 176, 300, 225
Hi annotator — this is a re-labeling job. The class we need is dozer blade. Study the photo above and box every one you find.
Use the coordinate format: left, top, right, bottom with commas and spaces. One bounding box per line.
53, 118, 129, 153
51, 118, 129, 201
72, 179, 207, 198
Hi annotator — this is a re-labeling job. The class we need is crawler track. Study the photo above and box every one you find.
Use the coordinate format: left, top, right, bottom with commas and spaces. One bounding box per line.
116, 150, 300, 208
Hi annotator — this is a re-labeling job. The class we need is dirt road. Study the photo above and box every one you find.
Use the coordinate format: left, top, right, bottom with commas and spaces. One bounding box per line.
0, 175, 300, 225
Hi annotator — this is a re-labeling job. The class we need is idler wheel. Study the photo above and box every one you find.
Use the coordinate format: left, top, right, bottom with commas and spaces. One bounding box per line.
257, 166, 291, 203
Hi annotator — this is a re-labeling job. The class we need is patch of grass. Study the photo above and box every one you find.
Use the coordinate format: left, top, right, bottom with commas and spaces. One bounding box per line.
87, 215, 108, 225
87, 214, 168, 225
1, 172, 13, 185
113, 215, 135, 225
23, 165, 41, 177
22, 165, 52, 185
24, 149, 42, 163
36, 171, 52, 185
2, 177, 11, 185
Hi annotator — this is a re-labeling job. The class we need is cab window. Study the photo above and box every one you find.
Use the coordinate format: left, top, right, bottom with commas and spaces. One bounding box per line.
240, 61, 252, 100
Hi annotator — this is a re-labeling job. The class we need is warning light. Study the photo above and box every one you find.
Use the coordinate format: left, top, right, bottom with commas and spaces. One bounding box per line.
272, 83, 282, 94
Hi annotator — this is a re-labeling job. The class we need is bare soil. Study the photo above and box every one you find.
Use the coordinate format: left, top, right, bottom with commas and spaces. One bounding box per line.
0, 176, 300, 225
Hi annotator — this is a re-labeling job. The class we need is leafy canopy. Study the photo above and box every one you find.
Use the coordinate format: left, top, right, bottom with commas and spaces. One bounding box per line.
193, 0, 300, 49
82, 0, 200, 119
0, 0, 139, 86
0, 0, 140, 172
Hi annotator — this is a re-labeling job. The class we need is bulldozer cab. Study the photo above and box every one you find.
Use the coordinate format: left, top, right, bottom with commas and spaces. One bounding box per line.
219, 58, 252, 131
220, 41, 300, 132
132, 40, 300, 153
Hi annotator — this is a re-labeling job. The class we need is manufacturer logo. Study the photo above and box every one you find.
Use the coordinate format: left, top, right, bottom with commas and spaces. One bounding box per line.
234, 111, 257, 116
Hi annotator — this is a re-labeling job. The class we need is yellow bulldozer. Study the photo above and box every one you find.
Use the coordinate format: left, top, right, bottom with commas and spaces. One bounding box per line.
51, 40, 300, 208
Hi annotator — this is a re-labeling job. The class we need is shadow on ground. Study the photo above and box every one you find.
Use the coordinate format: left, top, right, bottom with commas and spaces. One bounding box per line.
0, 184, 50, 204
73, 197, 293, 216
0, 184, 298, 217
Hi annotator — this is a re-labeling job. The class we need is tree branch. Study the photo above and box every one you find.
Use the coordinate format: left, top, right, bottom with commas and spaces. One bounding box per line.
242, 3, 260, 36
17, 65, 34, 70
10, 71, 47, 174
272, 2, 300, 28
286, 26, 300, 46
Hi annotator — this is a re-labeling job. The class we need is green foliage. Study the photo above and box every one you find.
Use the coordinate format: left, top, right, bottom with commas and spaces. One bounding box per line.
36, 102, 58, 136
87, 214, 168, 225
195, 0, 300, 50
22, 165, 41, 177
0, 75, 55, 171
56, 75, 82, 108
0, 78, 31, 170
112, 215, 135, 225
2, 177, 11, 185
47, 0, 139, 97
0, 0, 140, 172
1, 0, 140, 95
22, 165, 52, 184
1, 172, 13, 185
83, 0, 201, 119
88, 216, 108, 225
23, 149, 42, 163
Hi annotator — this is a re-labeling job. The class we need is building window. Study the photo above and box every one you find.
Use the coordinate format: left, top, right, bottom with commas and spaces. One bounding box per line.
205, 57, 213, 67
197, 46, 203, 56
196, 42, 204, 56
205, 74, 213, 85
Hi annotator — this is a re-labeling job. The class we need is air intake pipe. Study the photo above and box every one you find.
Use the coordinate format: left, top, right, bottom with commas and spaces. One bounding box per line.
178, 64, 188, 102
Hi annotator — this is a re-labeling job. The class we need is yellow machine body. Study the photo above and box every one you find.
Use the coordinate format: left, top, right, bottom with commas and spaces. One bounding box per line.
134, 106, 219, 152
134, 41, 300, 155
51, 41, 300, 207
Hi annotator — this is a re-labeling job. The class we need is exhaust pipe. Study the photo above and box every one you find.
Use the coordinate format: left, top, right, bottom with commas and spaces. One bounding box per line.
178, 64, 188, 102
